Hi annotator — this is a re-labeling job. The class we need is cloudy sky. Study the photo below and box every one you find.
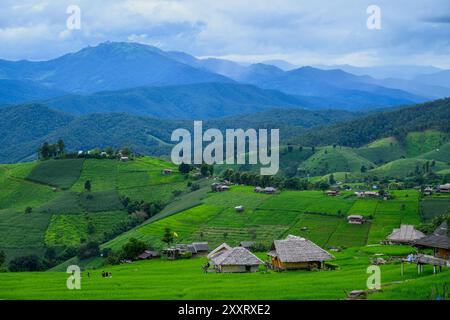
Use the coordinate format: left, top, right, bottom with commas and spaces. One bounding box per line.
1, 0, 450, 67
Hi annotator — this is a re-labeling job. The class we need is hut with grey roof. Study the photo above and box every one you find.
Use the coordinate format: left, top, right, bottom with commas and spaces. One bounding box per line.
268, 235, 334, 270
207, 243, 232, 261
387, 224, 425, 244
210, 246, 263, 273
414, 222, 450, 260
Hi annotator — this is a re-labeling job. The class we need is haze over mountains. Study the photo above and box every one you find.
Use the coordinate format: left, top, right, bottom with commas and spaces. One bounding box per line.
0, 41, 448, 116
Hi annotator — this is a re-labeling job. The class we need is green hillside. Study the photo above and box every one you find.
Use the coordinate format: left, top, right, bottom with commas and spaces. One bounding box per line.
103, 186, 422, 252
298, 146, 375, 176
0, 157, 192, 262
418, 141, 450, 163
369, 158, 450, 178
404, 130, 448, 157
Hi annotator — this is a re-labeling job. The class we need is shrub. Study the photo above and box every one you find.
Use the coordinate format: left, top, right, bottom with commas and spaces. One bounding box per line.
121, 238, 147, 260
77, 241, 100, 259
9, 255, 43, 272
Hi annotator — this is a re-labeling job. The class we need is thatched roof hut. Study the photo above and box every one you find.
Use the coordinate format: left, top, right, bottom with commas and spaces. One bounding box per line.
240, 241, 255, 250
137, 250, 160, 260
211, 247, 263, 273
387, 224, 425, 244
268, 235, 334, 270
207, 243, 232, 260
414, 222, 450, 259
192, 242, 209, 252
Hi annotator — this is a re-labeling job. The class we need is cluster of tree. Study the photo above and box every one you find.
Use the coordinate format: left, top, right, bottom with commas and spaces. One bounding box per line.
288, 98, 450, 148
38, 139, 65, 159
6, 246, 73, 272
221, 168, 330, 191
418, 214, 450, 235
105, 238, 148, 265
178, 163, 214, 176
120, 196, 164, 217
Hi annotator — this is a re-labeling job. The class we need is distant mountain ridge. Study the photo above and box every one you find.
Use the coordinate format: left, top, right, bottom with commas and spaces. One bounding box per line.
0, 41, 440, 112
0, 103, 359, 163
41, 82, 306, 119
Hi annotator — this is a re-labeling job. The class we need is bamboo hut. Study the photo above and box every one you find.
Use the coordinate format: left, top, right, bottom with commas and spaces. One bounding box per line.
414, 222, 450, 260
210, 247, 263, 273
268, 235, 334, 270
387, 224, 425, 245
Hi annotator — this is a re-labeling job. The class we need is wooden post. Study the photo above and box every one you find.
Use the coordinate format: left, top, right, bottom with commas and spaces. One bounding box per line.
433, 265, 436, 274
417, 264, 420, 275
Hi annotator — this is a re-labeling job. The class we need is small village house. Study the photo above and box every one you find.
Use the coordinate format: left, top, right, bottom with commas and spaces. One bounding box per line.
414, 222, 450, 260
387, 224, 425, 245
137, 250, 160, 260
268, 235, 334, 270
438, 183, 450, 193
264, 187, 277, 194
207, 243, 232, 261
355, 191, 379, 198
423, 187, 433, 196
239, 241, 255, 250
164, 242, 209, 259
326, 190, 340, 197
209, 246, 263, 273
162, 168, 173, 175
211, 183, 230, 192
347, 215, 365, 224
235, 205, 244, 212
254, 186, 263, 193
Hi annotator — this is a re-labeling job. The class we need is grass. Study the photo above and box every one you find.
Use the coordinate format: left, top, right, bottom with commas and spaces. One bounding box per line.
26, 159, 85, 189
0, 248, 447, 300
44, 211, 130, 246
259, 191, 354, 215
369, 158, 449, 178
298, 146, 376, 176
104, 204, 222, 250
38, 190, 124, 214
404, 130, 448, 157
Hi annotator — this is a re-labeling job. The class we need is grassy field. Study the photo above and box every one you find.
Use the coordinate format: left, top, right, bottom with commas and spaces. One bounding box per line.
26, 159, 85, 189
369, 158, 449, 178
0, 247, 447, 300
0, 157, 191, 260
404, 130, 448, 157
298, 147, 375, 176
44, 211, 130, 246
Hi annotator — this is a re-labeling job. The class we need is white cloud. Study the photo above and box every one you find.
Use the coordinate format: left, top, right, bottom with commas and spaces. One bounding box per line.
0, 0, 449, 67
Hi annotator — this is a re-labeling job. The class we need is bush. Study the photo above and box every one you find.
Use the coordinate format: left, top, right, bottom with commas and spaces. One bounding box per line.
77, 241, 100, 259
121, 238, 147, 260
9, 255, 43, 272
181, 251, 192, 259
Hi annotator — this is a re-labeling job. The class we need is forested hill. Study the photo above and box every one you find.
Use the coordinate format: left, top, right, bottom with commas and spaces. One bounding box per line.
289, 97, 450, 147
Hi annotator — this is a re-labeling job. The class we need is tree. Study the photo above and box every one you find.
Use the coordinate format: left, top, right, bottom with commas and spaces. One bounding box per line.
200, 163, 210, 177
40, 142, 50, 159
162, 227, 174, 246
121, 238, 147, 260
8, 255, 43, 272
329, 174, 336, 185
24, 207, 33, 214
360, 165, 367, 173
57, 139, 65, 155
178, 163, 192, 174
0, 250, 5, 267
87, 221, 96, 235
77, 241, 100, 259
84, 180, 92, 192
